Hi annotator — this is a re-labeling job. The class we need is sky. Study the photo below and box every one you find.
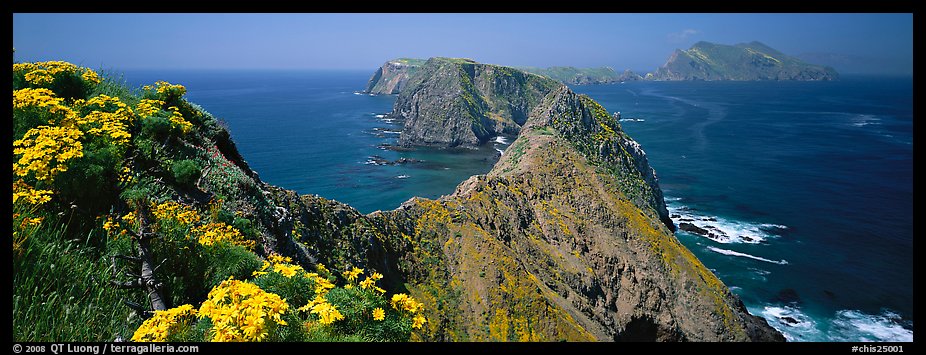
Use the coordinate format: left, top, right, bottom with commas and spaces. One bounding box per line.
12, 13, 914, 74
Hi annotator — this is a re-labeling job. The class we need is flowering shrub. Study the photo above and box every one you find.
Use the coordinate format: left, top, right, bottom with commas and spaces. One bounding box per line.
13, 61, 100, 100
131, 304, 198, 342
197, 278, 289, 342
13, 125, 84, 182
192, 222, 255, 249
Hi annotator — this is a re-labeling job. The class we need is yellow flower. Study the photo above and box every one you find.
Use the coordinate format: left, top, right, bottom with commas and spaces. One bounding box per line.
81, 69, 101, 84
24, 69, 54, 85
135, 99, 164, 118
309, 301, 344, 325
372, 307, 385, 321
268, 253, 293, 265
131, 304, 197, 342
12, 180, 52, 205
192, 222, 254, 249
342, 267, 364, 282
13, 125, 84, 182
390, 293, 423, 313
359, 277, 374, 290
272, 263, 304, 278
412, 314, 427, 329
390, 294, 409, 311
167, 106, 192, 134
197, 278, 288, 342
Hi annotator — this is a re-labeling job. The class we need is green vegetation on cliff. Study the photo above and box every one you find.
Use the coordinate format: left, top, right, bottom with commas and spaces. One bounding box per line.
13, 60, 426, 342
650, 41, 839, 81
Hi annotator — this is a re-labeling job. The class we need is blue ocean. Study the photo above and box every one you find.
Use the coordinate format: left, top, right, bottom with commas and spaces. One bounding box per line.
122, 70, 913, 342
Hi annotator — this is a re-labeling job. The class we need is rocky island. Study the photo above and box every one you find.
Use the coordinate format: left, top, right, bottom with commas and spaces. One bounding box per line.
648, 41, 839, 81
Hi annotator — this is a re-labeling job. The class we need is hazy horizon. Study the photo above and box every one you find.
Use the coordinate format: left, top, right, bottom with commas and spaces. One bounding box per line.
12, 13, 913, 75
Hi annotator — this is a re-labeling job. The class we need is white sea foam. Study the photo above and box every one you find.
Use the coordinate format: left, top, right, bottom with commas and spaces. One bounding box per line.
494, 136, 510, 144
382, 130, 401, 134
396, 175, 410, 179
829, 309, 914, 342
706, 246, 788, 265
758, 305, 821, 342
668, 202, 786, 244
495, 147, 505, 155
756, 305, 913, 342
374, 114, 386, 118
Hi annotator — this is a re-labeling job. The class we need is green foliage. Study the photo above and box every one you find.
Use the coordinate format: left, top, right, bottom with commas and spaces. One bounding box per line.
55, 144, 122, 215
13, 212, 139, 341
139, 114, 176, 141
171, 159, 202, 187
252, 270, 319, 310
325, 287, 412, 341
203, 244, 262, 289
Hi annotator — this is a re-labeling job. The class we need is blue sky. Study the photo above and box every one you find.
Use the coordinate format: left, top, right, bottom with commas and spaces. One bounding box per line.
12, 13, 913, 74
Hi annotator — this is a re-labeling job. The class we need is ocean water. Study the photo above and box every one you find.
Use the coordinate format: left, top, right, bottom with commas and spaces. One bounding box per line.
122, 70, 912, 342
571, 77, 913, 342
122, 70, 504, 213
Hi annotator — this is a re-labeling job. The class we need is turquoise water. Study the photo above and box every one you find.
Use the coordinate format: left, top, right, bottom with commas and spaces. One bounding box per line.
123, 70, 912, 341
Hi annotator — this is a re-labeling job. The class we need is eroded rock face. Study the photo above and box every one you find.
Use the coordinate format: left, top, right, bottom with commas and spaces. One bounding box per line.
392, 57, 561, 148
363, 58, 425, 95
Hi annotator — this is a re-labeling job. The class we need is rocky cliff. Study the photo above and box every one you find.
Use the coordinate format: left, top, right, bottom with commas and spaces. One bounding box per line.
650, 41, 839, 81
246, 84, 783, 341
391, 57, 561, 148
363, 58, 426, 95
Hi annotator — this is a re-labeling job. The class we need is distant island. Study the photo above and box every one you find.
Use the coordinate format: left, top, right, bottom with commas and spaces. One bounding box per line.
363, 59, 643, 92
648, 41, 839, 81
517, 66, 644, 85
363, 41, 838, 93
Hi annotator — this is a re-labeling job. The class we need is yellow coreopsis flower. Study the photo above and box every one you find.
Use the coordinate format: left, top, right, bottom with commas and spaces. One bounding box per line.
412, 314, 427, 329
343, 267, 364, 282
13, 125, 84, 182
372, 307, 385, 321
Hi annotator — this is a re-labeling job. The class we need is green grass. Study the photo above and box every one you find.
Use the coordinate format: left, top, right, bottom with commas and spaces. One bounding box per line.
13, 213, 140, 341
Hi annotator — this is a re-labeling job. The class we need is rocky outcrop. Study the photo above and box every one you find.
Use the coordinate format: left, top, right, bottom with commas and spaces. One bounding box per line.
392, 57, 561, 148
204, 63, 783, 342
363, 58, 425, 95
617, 69, 644, 82
220, 87, 782, 342
649, 41, 839, 81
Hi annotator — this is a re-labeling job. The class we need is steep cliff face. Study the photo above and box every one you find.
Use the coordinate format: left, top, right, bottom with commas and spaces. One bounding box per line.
650, 41, 839, 81
233, 85, 782, 341
392, 57, 561, 148
363, 58, 425, 95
